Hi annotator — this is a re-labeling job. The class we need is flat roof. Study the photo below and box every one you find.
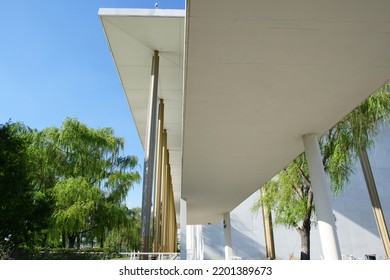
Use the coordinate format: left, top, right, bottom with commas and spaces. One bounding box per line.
100, 1, 390, 224
99, 8, 185, 221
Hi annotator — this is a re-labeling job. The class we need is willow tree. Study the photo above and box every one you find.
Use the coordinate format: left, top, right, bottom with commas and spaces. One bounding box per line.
253, 83, 389, 260
44, 118, 140, 248
104, 207, 141, 252
52, 177, 101, 248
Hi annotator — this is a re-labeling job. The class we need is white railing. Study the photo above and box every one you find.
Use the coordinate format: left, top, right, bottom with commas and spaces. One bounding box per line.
120, 252, 180, 260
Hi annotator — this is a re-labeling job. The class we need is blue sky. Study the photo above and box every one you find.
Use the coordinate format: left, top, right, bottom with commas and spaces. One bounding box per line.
0, 0, 185, 208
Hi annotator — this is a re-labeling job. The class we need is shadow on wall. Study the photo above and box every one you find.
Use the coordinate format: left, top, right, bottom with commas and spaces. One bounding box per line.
202, 222, 224, 260
202, 217, 266, 260
232, 217, 267, 260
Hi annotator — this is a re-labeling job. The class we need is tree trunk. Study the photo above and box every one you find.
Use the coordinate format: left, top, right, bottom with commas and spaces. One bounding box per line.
100, 230, 105, 248
61, 231, 66, 248
76, 234, 81, 249
41, 232, 48, 247
298, 221, 311, 260
68, 235, 76, 248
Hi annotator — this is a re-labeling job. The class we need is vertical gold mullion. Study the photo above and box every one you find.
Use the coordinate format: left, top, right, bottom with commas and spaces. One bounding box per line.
153, 99, 164, 252
161, 130, 169, 252
171, 173, 176, 252
261, 187, 275, 259
164, 148, 170, 252
167, 169, 173, 252
359, 147, 390, 258
173, 211, 177, 252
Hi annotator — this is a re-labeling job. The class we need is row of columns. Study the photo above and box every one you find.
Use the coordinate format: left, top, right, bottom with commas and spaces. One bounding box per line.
140, 51, 177, 257
152, 123, 177, 253
152, 100, 177, 253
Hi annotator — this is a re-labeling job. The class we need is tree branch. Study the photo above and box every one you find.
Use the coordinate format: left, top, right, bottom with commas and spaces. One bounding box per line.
298, 166, 311, 186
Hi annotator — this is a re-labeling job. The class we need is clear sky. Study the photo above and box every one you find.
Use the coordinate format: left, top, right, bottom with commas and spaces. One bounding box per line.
0, 0, 185, 208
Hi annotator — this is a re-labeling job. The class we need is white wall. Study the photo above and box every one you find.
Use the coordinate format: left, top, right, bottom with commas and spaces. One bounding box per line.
201, 122, 390, 260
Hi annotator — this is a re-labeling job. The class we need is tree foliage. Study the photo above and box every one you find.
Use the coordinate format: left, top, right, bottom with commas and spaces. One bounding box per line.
322, 84, 389, 194
52, 177, 101, 248
0, 118, 141, 254
253, 82, 390, 259
105, 207, 141, 251
254, 155, 313, 229
41, 118, 141, 248
0, 122, 35, 247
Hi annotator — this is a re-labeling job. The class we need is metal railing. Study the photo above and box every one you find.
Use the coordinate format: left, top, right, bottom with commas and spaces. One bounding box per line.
119, 252, 180, 260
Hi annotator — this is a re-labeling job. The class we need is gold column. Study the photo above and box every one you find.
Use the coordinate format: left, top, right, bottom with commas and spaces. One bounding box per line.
359, 147, 390, 258
151, 124, 177, 253
261, 187, 275, 259
152, 99, 164, 252
174, 215, 177, 252
166, 166, 177, 252
161, 130, 169, 252
148, 101, 177, 254
166, 166, 172, 252
164, 149, 171, 252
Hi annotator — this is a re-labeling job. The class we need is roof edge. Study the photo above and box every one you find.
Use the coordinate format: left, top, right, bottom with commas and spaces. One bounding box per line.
98, 8, 185, 18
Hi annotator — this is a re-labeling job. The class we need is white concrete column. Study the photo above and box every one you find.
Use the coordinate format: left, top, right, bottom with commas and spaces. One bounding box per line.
303, 133, 341, 260
180, 199, 187, 260
186, 224, 204, 260
186, 225, 194, 260
223, 213, 233, 260
195, 225, 204, 260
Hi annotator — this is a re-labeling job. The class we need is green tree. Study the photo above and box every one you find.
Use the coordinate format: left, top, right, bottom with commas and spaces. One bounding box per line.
44, 118, 140, 248
1, 118, 141, 254
25, 127, 59, 247
52, 177, 101, 248
9, 122, 62, 248
253, 83, 390, 260
0, 122, 35, 248
104, 207, 141, 252
123, 207, 141, 251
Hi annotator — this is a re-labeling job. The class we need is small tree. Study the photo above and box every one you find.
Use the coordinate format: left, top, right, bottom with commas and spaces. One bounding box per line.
253, 83, 390, 259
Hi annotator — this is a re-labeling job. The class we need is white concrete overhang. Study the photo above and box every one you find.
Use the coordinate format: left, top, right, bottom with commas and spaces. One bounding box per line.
98, 8, 185, 223
100, 1, 390, 225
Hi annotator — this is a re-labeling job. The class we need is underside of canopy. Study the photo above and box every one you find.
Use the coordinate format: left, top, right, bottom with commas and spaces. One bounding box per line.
99, 0, 390, 225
